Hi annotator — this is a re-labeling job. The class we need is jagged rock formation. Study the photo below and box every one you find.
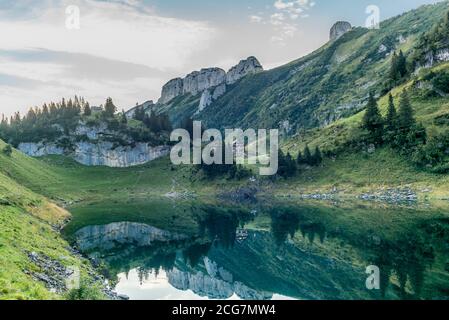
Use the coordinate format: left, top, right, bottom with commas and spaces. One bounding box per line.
329, 21, 352, 41
75, 222, 188, 251
157, 57, 263, 111
226, 56, 263, 85
18, 123, 169, 167
183, 68, 226, 96
158, 69, 226, 105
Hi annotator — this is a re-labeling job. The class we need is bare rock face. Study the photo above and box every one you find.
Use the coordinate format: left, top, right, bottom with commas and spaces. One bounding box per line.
17, 123, 170, 167
159, 78, 183, 104
157, 57, 263, 106
330, 21, 352, 41
226, 56, 263, 85
183, 68, 226, 95
158, 69, 226, 104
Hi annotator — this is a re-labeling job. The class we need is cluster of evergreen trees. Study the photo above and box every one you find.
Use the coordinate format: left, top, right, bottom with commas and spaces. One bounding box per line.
0, 96, 173, 147
362, 90, 424, 150
297, 145, 323, 167
277, 145, 323, 179
0, 96, 89, 146
383, 50, 409, 94
132, 106, 172, 133
359, 90, 446, 170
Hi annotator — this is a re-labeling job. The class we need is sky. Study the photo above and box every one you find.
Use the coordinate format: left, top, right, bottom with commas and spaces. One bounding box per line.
0, 0, 444, 117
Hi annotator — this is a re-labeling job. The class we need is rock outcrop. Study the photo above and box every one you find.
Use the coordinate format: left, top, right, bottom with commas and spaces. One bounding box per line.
422, 48, 449, 68
159, 78, 184, 105
329, 21, 352, 41
183, 68, 226, 96
157, 57, 264, 110
19, 141, 170, 167
18, 122, 170, 167
226, 56, 263, 85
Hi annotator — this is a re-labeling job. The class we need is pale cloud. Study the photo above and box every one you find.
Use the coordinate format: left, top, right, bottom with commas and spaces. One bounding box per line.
0, 0, 215, 116
249, 0, 316, 45
249, 15, 263, 23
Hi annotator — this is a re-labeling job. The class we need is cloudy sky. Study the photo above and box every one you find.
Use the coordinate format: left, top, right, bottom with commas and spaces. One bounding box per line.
0, 0, 442, 117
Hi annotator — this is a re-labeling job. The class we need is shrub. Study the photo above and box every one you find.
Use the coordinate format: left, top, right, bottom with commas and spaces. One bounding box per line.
2, 144, 12, 157
65, 282, 105, 300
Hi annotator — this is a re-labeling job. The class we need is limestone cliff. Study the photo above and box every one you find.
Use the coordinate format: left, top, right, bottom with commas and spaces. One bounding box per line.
18, 122, 170, 167
226, 56, 263, 85
157, 56, 264, 112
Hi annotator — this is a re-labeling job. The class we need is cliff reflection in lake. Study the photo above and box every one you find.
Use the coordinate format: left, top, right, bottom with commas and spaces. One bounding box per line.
65, 200, 449, 300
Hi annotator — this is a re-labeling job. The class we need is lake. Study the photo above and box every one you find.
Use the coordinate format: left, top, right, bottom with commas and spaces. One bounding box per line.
64, 199, 449, 300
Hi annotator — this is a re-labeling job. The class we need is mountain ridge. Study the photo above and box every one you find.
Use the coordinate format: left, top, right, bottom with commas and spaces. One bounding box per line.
151, 1, 449, 132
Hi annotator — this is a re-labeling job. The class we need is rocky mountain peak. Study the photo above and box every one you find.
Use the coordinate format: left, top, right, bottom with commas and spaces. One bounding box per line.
329, 21, 352, 41
157, 56, 263, 105
226, 56, 263, 85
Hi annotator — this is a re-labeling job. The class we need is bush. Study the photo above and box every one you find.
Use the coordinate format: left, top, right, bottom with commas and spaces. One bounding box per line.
432, 72, 449, 94
65, 282, 105, 300
2, 144, 12, 157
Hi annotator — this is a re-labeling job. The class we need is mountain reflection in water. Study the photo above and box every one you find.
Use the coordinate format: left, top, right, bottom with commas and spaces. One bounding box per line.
68, 202, 449, 300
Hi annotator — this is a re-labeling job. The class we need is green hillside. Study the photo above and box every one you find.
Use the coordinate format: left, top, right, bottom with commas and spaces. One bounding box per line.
160, 2, 448, 132
0, 140, 104, 299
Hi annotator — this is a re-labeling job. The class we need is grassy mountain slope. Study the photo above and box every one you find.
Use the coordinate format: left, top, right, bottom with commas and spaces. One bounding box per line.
160, 2, 448, 132
0, 140, 102, 299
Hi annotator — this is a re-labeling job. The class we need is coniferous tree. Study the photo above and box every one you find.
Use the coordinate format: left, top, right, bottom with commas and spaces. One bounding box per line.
303, 145, 312, 165
133, 106, 145, 121
386, 94, 397, 131
397, 50, 407, 78
104, 97, 116, 117
277, 151, 297, 178
83, 103, 92, 116
42, 104, 49, 118
397, 90, 415, 129
120, 110, 128, 124
390, 52, 399, 82
362, 92, 383, 142
313, 146, 323, 166
297, 151, 303, 164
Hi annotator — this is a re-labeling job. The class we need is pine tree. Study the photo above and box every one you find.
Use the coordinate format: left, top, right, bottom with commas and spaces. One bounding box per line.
390, 52, 399, 82
133, 106, 145, 121
362, 92, 383, 142
313, 146, 323, 166
386, 94, 397, 131
297, 151, 303, 164
397, 50, 407, 78
303, 145, 312, 165
120, 110, 128, 124
104, 97, 116, 117
397, 90, 415, 129
83, 103, 92, 116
